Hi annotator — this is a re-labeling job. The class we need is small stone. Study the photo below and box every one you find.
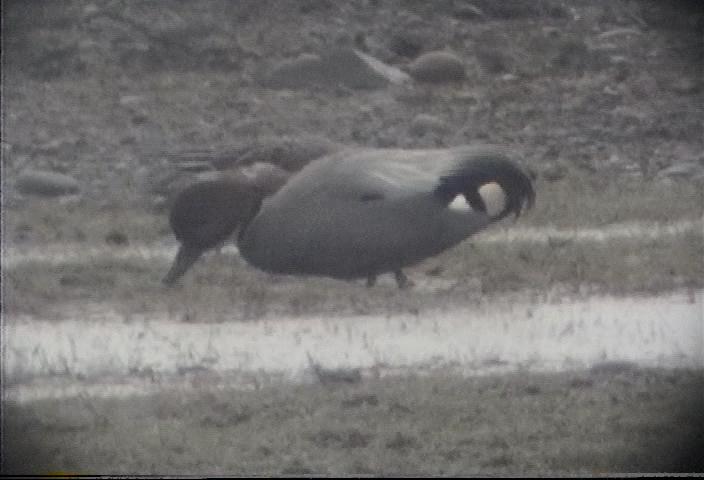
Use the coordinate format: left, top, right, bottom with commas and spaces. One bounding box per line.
670, 77, 700, 95
452, 4, 485, 20
118, 95, 146, 107
59, 274, 83, 287
83, 3, 99, 15
476, 49, 510, 75
542, 26, 561, 38
552, 39, 589, 70
389, 31, 426, 58
175, 160, 216, 173
602, 85, 620, 96
596, 28, 643, 41
629, 73, 659, 98
263, 54, 322, 89
541, 164, 567, 182
105, 230, 129, 246
657, 162, 704, 180
590, 360, 638, 374
16, 169, 80, 197
409, 114, 448, 136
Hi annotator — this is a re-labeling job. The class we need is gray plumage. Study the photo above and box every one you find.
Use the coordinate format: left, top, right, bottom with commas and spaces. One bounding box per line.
237, 145, 535, 287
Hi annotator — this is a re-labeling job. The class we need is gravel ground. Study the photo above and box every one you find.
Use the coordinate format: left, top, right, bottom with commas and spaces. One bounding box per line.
2, 0, 703, 475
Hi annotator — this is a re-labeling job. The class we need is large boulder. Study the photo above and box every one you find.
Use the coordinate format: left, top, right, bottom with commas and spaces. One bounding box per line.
263, 48, 410, 90
408, 51, 467, 84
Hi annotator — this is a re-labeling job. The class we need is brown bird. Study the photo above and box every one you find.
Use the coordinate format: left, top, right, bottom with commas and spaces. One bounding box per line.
162, 165, 288, 286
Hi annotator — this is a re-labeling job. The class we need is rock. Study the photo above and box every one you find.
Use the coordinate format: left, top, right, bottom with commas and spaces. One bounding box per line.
590, 360, 638, 375
173, 160, 216, 173
596, 27, 643, 41
640, 3, 703, 31
409, 114, 448, 136
194, 170, 225, 183
609, 56, 631, 81
263, 48, 409, 90
263, 53, 322, 89
16, 169, 80, 197
298, 0, 333, 14
656, 162, 704, 180
470, 1, 566, 20
541, 164, 567, 182
389, 31, 426, 58
552, 38, 589, 70
669, 77, 700, 95
118, 95, 146, 107
105, 230, 129, 246
475, 48, 510, 75
452, 4, 485, 20
231, 135, 343, 172
542, 26, 561, 38
164, 150, 240, 171
629, 73, 659, 99
408, 51, 466, 83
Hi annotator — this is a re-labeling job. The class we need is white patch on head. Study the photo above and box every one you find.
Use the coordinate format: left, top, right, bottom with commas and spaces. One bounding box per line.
479, 182, 507, 218
447, 183, 506, 216
448, 194, 471, 212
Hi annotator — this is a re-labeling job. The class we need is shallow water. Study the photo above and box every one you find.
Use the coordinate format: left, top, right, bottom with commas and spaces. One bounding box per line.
4, 290, 702, 402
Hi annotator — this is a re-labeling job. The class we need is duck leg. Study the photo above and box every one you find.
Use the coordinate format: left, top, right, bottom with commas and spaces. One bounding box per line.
163, 246, 203, 287
394, 270, 414, 289
366, 274, 377, 288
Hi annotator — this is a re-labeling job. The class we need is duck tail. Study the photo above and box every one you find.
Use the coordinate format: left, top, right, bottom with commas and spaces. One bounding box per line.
434, 148, 535, 221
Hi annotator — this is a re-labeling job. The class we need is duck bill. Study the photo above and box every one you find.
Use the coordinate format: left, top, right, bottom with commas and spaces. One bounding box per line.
162, 246, 203, 286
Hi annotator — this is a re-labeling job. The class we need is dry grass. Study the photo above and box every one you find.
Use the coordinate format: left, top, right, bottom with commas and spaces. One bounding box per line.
3, 368, 702, 475
3, 199, 170, 246
4, 159, 703, 320
4, 222, 702, 318
526, 175, 703, 227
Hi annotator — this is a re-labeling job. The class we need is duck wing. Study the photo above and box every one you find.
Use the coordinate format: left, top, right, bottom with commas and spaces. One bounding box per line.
239, 146, 534, 278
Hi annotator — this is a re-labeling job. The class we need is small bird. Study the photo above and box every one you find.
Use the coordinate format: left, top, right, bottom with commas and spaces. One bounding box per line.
237, 145, 535, 288
162, 165, 288, 286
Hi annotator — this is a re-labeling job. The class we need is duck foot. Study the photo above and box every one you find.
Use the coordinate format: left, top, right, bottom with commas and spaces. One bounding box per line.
394, 270, 414, 289
366, 275, 377, 288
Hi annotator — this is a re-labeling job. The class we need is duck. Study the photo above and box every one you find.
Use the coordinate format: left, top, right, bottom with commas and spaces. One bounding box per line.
236, 145, 535, 288
162, 164, 289, 286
